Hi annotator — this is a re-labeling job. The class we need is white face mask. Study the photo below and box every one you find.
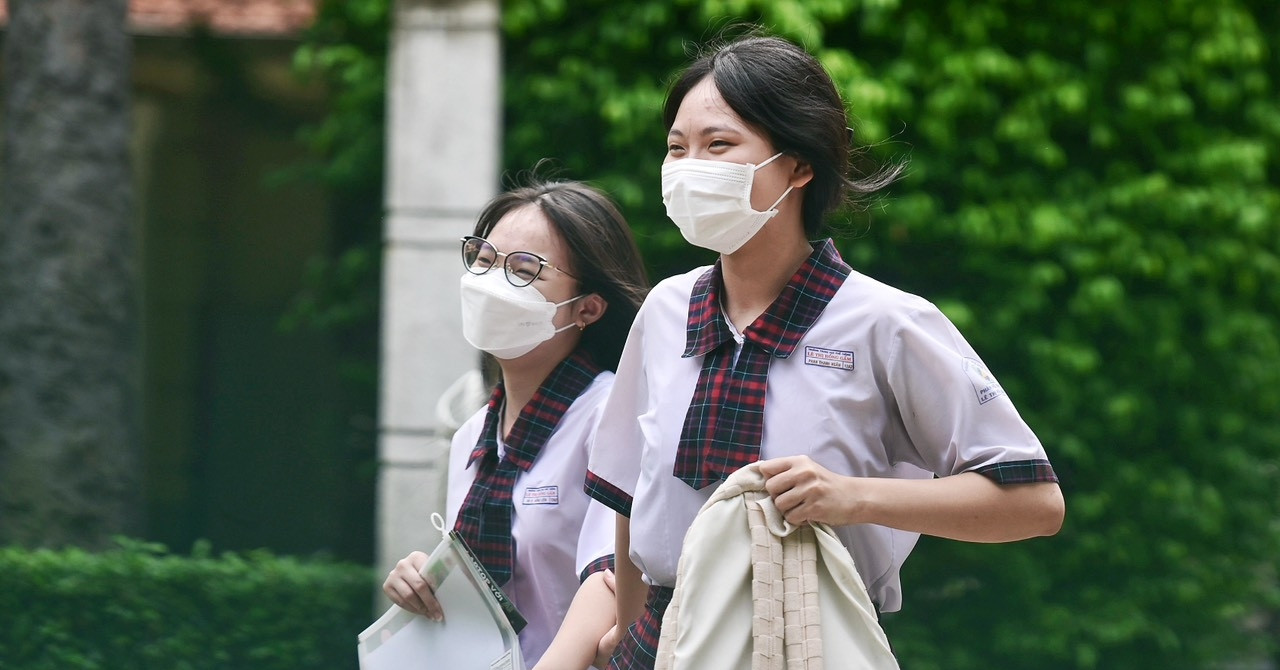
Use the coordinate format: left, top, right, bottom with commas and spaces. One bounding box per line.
661, 152, 795, 255
458, 271, 581, 360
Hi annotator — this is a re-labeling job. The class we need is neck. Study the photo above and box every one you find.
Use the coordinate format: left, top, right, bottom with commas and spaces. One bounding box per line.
494, 342, 576, 436
719, 222, 813, 331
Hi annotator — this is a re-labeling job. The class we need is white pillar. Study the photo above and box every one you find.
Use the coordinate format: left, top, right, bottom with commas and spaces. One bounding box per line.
376, 0, 499, 600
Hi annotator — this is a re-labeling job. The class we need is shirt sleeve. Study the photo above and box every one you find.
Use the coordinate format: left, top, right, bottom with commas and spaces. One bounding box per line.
574, 498, 616, 582
443, 406, 488, 529
886, 301, 1058, 484
584, 297, 650, 517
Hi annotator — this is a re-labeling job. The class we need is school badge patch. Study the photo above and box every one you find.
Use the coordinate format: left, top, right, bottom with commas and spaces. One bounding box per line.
963, 357, 1005, 405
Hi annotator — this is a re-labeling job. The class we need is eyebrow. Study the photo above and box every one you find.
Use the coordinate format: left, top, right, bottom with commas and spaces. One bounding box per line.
667, 125, 742, 138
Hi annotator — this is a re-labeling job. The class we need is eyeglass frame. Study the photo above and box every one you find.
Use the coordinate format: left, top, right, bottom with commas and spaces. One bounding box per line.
460, 235, 579, 287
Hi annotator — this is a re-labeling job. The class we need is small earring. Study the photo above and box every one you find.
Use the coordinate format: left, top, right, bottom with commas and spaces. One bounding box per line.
577, 322, 586, 331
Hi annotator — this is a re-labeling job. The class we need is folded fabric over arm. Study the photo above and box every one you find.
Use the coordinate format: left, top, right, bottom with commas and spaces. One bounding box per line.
655, 463, 900, 670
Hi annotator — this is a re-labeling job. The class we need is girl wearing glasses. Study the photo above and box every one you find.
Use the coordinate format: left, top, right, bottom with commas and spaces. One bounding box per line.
383, 178, 648, 667
573, 32, 1065, 669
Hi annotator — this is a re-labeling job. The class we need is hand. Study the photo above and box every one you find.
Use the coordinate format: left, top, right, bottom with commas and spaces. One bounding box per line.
593, 623, 622, 670
757, 455, 859, 526
382, 551, 444, 621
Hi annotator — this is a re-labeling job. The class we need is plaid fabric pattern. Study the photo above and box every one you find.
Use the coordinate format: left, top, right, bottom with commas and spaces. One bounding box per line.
608, 585, 675, 670
453, 351, 602, 585
585, 469, 633, 517
578, 554, 615, 583
975, 458, 1059, 484
673, 240, 851, 490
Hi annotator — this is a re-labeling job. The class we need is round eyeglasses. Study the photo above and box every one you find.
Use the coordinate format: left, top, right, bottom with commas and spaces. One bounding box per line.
460, 236, 577, 287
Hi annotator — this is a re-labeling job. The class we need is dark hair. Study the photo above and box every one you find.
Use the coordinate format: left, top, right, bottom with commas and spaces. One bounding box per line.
472, 179, 649, 372
663, 33, 904, 236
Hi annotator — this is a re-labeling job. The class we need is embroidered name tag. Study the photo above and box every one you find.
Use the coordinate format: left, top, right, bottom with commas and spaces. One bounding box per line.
963, 357, 1005, 405
522, 485, 559, 506
804, 346, 855, 371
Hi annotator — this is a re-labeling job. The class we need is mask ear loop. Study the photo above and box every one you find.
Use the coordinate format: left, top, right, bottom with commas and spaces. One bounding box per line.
753, 151, 785, 171
764, 185, 795, 212
550, 294, 586, 334
752, 152, 794, 212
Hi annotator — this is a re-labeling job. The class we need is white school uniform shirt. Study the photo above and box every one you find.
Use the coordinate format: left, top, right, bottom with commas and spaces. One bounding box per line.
587, 258, 1055, 613
445, 371, 616, 667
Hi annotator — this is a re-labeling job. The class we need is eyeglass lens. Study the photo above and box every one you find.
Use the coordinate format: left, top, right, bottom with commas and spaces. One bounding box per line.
461, 237, 545, 287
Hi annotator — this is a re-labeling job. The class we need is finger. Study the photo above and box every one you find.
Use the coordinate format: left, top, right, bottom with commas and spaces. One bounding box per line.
764, 469, 794, 497
755, 456, 795, 478
601, 568, 616, 593
389, 553, 443, 620
772, 487, 801, 516
779, 498, 809, 525
399, 569, 443, 621
384, 574, 424, 614
594, 624, 621, 668
417, 588, 445, 622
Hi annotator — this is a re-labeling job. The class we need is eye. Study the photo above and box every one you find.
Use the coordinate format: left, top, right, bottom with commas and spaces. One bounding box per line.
507, 252, 544, 282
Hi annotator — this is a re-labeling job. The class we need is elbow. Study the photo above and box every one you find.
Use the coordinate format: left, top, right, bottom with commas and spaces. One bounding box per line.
1034, 483, 1066, 537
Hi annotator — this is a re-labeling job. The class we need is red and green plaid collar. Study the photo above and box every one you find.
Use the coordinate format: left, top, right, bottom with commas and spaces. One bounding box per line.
468, 350, 602, 471
683, 239, 852, 358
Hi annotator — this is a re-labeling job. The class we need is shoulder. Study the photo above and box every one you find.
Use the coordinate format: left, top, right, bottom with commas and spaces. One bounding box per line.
573, 370, 615, 409
640, 265, 713, 315
833, 270, 947, 332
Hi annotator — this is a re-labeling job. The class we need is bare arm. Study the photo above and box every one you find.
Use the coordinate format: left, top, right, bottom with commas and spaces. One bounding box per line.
614, 512, 647, 627
533, 570, 617, 670
757, 456, 1064, 542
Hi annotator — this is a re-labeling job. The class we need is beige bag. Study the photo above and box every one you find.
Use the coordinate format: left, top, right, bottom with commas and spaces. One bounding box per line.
655, 463, 899, 670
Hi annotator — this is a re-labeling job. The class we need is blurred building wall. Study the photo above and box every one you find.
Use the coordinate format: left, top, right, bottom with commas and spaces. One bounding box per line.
375, 0, 498, 588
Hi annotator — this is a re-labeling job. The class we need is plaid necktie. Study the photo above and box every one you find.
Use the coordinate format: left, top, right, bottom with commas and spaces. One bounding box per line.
453, 351, 601, 584
673, 241, 851, 490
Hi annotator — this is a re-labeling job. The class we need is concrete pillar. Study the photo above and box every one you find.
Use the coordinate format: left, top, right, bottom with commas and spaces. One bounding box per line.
375, 0, 499, 598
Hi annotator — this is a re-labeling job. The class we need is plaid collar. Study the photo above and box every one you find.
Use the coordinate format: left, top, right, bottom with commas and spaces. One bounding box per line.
683, 239, 852, 359
468, 350, 602, 471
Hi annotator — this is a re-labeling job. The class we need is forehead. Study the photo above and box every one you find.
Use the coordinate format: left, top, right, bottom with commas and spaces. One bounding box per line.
485, 203, 570, 262
669, 77, 750, 135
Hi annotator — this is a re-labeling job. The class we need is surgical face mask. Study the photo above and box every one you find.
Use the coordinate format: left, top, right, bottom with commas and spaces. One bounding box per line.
459, 271, 581, 360
660, 152, 795, 255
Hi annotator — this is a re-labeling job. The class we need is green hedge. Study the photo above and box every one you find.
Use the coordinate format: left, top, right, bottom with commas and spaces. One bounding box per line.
0, 539, 375, 670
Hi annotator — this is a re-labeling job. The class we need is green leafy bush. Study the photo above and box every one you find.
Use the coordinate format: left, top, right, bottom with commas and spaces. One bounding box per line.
296, 0, 1280, 666
0, 539, 375, 670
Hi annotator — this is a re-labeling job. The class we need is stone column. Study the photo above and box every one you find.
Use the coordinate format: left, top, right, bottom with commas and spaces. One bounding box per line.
376, 0, 499, 598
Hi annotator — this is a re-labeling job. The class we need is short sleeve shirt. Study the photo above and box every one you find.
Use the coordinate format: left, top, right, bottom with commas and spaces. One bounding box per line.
586, 241, 1055, 613
446, 371, 615, 666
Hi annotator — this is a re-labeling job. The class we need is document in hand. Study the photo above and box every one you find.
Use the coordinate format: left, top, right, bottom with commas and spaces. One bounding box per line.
357, 530, 527, 670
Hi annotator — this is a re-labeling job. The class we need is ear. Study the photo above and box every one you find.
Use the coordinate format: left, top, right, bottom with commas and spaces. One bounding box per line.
789, 158, 815, 190
573, 293, 608, 329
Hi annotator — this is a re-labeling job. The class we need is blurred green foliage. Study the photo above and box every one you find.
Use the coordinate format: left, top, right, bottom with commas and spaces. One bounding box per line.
0, 539, 372, 669
293, 0, 1280, 667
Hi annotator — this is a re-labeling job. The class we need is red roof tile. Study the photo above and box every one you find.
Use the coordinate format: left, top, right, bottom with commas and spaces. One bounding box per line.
0, 0, 318, 37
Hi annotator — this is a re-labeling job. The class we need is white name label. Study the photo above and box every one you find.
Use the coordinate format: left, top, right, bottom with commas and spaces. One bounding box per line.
522, 485, 559, 506
804, 346, 855, 371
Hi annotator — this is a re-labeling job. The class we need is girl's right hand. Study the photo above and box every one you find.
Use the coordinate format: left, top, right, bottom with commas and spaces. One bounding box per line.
382, 551, 444, 621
